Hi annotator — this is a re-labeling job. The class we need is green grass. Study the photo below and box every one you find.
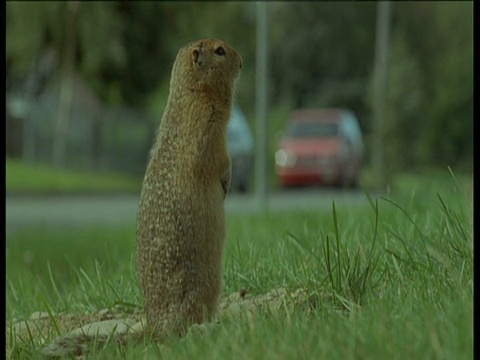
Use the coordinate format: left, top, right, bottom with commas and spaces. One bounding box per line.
6, 158, 142, 193
6, 171, 473, 359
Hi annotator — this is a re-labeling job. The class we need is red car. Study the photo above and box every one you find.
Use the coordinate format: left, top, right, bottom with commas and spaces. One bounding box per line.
275, 109, 364, 188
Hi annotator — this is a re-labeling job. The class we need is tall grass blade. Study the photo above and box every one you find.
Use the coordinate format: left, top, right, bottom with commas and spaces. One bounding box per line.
362, 188, 377, 213
436, 192, 468, 242
286, 231, 322, 264
47, 261, 64, 308
24, 320, 35, 348
331, 201, 342, 292
386, 227, 419, 271
381, 196, 433, 270
324, 235, 335, 290
40, 295, 61, 336
80, 267, 96, 291
367, 199, 380, 259
446, 165, 465, 197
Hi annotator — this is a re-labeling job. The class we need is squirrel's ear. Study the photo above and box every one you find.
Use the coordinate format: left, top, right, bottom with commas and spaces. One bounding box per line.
192, 48, 203, 67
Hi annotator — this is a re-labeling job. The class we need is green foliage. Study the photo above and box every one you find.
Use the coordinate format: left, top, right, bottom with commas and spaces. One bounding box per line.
391, 2, 473, 171
6, 2, 63, 74
271, 2, 376, 111
6, 2, 473, 174
423, 2, 473, 169
77, 2, 127, 104
382, 26, 425, 175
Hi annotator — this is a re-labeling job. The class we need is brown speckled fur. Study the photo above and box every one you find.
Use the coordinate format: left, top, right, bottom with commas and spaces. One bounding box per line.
136, 38, 242, 337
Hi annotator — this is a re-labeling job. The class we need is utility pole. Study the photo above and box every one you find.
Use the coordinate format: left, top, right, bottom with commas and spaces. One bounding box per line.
372, 1, 392, 190
255, 1, 269, 211
53, 1, 80, 166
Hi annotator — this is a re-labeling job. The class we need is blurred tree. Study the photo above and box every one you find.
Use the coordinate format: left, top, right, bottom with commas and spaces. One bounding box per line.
113, 2, 170, 107
392, 1, 473, 171
383, 27, 425, 177
6, 1, 473, 174
270, 3, 376, 109
422, 2, 473, 170
53, 2, 80, 166
77, 2, 127, 104
6, 2, 169, 108
6, 2, 62, 161
6, 2, 63, 76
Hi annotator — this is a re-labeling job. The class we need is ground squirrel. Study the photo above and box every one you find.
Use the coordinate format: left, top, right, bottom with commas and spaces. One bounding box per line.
136, 38, 242, 337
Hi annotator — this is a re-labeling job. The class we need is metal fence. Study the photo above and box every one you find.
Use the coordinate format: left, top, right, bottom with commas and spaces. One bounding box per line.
6, 75, 157, 176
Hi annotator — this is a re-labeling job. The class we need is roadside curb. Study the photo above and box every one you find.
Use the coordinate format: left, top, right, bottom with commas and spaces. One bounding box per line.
6, 190, 140, 200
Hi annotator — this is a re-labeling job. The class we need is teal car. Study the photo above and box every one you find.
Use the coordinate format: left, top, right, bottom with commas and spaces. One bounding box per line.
227, 105, 254, 193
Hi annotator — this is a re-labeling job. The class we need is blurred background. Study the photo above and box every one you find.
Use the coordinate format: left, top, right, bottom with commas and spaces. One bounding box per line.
6, 1, 473, 194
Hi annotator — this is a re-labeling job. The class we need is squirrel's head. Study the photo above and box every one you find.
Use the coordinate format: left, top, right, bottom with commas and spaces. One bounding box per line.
171, 38, 242, 100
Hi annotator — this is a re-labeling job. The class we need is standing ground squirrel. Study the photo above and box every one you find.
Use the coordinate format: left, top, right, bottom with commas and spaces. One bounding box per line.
136, 38, 242, 337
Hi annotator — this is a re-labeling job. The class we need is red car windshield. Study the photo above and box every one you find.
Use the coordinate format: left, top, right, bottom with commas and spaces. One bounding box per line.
287, 121, 339, 139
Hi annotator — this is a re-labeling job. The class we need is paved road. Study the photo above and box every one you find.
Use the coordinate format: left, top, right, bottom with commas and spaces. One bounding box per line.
6, 189, 373, 234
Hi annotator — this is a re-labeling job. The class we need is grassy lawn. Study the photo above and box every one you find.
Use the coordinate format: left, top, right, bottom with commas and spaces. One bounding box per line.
6, 158, 142, 193
6, 170, 473, 359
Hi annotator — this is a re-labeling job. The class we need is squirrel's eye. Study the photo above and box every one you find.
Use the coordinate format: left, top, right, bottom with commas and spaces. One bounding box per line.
214, 46, 226, 56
